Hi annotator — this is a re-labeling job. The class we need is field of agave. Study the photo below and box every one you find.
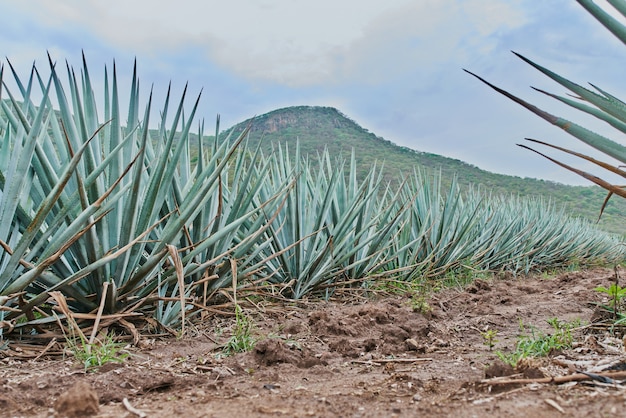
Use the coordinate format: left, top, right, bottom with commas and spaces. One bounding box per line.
0, 43, 624, 342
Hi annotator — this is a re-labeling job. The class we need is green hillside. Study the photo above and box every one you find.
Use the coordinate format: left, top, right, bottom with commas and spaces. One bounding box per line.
221, 105, 626, 235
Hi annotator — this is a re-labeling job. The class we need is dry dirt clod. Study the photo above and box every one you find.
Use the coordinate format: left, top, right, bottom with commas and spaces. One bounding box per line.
484, 360, 515, 378
54, 380, 99, 417
405, 338, 419, 351
5, 268, 626, 417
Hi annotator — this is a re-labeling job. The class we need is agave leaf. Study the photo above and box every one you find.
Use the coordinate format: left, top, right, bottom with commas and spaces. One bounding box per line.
38, 149, 139, 262
520, 137, 626, 222
0, 62, 3, 100
183, 181, 293, 292
1, 142, 139, 295
2, 84, 31, 132
47, 54, 85, 166
112, 91, 152, 282
0, 77, 54, 269
116, 123, 256, 298
577, 0, 626, 44
156, 122, 252, 250
517, 143, 626, 199
532, 87, 626, 134
120, 197, 265, 298
2, 209, 110, 297
11, 212, 166, 315
523, 138, 626, 179
607, 0, 626, 17
464, 69, 626, 163
20, 127, 136, 272
115, 86, 194, 280
599, 190, 620, 221
513, 52, 626, 126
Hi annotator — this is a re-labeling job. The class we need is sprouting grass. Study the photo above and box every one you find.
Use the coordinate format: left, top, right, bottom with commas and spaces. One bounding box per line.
66, 332, 129, 372
441, 265, 491, 289
370, 279, 432, 314
496, 318, 580, 367
481, 329, 499, 351
222, 305, 256, 356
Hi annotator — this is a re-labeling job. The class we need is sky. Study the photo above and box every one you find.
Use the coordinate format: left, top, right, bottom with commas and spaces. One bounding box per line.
2, 0, 626, 185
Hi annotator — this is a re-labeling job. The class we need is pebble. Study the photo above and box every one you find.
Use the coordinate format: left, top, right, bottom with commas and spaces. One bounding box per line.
405, 338, 420, 350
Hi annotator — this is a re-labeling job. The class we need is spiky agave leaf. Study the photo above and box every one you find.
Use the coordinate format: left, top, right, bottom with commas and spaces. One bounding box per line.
465, 0, 626, 220
577, 0, 626, 44
0, 54, 272, 332
386, 168, 623, 280
464, 68, 626, 165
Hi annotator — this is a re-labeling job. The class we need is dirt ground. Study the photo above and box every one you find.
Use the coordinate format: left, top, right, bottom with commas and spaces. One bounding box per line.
2, 268, 626, 417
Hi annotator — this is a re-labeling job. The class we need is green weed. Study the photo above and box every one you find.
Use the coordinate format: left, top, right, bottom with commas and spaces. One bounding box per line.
66, 332, 129, 372
441, 265, 489, 288
593, 267, 626, 324
480, 329, 499, 351
595, 283, 626, 310
377, 280, 432, 314
496, 318, 578, 367
409, 294, 432, 314
222, 305, 255, 356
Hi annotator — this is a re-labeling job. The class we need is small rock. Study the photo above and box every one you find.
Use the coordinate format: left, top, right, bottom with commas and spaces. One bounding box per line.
54, 381, 99, 418
435, 338, 449, 347
405, 338, 419, 351
412, 394, 422, 402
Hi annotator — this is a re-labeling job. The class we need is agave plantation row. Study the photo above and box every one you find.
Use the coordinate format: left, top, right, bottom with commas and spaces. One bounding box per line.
0, 57, 622, 337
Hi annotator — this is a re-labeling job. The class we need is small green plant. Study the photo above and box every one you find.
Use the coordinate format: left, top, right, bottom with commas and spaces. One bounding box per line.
66, 333, 129, 372
222, 305, 255, 355
372, 279, 432, 313
595, 283, 626, 310
442, 265, 486, 289
496, 318, 577, 367
591, 267, 626, 322
480, 328, 499, 351
409, 294, 432, 314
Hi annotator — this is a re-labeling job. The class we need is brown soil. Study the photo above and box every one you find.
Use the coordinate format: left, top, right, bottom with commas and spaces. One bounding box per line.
3, 268, 626, 417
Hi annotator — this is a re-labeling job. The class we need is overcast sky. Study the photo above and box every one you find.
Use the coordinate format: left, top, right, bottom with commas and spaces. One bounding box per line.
2, 0, 626, 185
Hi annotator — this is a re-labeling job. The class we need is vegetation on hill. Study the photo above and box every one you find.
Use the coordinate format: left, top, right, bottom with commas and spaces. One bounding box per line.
220, 105, 626, 235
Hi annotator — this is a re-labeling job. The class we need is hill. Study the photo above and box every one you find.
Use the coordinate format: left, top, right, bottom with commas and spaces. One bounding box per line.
221, 105, 626, 235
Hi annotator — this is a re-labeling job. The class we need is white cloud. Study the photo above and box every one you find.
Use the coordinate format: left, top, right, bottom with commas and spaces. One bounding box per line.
4, 0, 529, 87
5, 0, 626, 184
206, 0, 530, 86
333, 0, 528, 85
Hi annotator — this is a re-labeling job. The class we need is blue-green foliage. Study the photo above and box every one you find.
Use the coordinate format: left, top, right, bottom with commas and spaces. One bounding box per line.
0, 53, 624, 336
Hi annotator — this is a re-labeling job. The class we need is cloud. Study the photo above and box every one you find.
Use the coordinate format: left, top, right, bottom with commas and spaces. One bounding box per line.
206, 0, 530, 86
4, 0, 626, 185
3, 0, 530, 87
324, 0, 528, 86
4, 1, 405, 85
